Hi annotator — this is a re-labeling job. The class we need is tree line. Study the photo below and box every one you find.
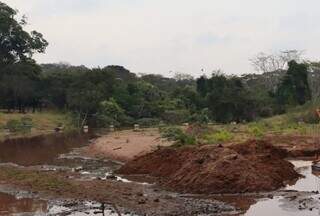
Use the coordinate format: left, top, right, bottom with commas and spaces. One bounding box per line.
0, 2, 314, 127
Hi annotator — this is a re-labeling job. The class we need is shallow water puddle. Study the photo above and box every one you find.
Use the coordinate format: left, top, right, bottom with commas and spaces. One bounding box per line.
0, 192, 47, 215
245, 160, 320, 216
0, 192, 132, 216
245, 196, 320, 216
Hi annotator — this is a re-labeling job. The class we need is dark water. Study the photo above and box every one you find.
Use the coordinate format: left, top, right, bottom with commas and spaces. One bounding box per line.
0, 132, 90, 166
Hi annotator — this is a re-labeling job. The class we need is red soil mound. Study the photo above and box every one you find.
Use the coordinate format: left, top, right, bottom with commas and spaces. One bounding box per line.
118, 140, 300, 194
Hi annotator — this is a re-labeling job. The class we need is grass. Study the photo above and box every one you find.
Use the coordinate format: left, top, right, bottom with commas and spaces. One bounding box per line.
0, 111, 74, 140
0, 166, 76, 194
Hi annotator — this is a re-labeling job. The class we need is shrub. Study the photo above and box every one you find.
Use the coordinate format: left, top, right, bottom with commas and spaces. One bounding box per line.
160, 127, 196, 147
136, 118, 160, 127
161, 110, 190, 124
248, 126, 264, 139
204, 130, 233, 144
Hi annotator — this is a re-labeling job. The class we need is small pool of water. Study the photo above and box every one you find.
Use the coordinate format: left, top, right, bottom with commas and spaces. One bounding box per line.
0, 192, 47, 215
0, 133, 90, 166
0, 192, 135, 216
245, 160, 320, 216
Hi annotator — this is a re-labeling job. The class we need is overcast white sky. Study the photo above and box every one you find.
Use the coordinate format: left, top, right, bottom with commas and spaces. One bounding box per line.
3, 0, 320, 77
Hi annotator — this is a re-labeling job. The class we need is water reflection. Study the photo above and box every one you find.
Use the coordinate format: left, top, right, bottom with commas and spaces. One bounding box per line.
0, 132, 89, 166
0, 192, 47, 215
245, 161, 320, 216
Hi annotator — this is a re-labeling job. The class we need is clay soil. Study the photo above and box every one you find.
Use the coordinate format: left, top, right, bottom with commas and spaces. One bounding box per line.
264, 135, 320, 158
118, 139, 301, 194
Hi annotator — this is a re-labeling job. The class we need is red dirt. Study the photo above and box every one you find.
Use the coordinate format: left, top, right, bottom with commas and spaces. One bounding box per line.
263, 135, 320, 158
118, 139, 300, 194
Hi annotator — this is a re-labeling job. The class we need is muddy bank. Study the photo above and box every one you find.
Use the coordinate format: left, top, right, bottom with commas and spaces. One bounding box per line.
0, 165, 236, 215
0, 132, 91, 166
118, 140, 300, 194
264, 135, 320, 158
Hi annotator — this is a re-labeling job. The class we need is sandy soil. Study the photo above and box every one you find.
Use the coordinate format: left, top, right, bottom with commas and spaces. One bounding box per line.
84, 129, 173, 162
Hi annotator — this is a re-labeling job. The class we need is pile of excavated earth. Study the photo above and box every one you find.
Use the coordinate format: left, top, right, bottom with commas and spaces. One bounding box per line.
118, 139, 300, 194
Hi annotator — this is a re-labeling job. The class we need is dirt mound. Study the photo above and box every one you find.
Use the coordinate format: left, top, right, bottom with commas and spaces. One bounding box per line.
264, 135, 320, 158
118, 140, 300, 194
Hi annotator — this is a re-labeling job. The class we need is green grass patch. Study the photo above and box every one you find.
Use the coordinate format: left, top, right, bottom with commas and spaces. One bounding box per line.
203, 129, 233, 144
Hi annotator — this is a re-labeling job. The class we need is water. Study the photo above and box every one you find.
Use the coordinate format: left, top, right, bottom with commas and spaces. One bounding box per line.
245, 160, 320, 216
0, 133, 90, 166
0, 192, 133, 216
245, 196, 320, 216
2, 133, 319, 216
0, 192, 47, 215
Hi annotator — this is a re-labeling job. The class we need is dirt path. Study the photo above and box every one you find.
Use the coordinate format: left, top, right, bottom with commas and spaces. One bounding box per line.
84, 129, 173, 162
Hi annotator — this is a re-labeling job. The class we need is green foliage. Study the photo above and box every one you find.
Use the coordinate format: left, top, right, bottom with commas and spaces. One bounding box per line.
160, 127, 196, 147
276, 60, 311, 107
248, 126, 265, 139
136, 118, 160, 127
0, 0, 314, 129
6, 117, 33, 134
204, 130, 233, 144
0, 2, 48, 66
97, 98, 126, 127
197, 73, 256, 123
161, 110, 190, 124
189, 108, 210, 124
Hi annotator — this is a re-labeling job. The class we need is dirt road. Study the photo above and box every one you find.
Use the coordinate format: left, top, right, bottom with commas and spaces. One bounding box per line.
84, 129, 173, 162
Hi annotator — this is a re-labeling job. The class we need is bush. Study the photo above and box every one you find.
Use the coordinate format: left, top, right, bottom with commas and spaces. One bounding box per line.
248, 126, 264, 139
204, 130, 233, 144
188, 108, 210, 124
160, 127, 196, 147
6, 117, 33, 134
161, 110, 190, 124
136, 118, 160, 127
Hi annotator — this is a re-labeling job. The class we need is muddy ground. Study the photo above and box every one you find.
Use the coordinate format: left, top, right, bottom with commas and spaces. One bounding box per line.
1, 130, 320, 215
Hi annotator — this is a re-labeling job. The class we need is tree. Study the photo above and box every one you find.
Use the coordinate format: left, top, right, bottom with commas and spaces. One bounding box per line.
276, 60, 311, 106
0, 2, 48, 66
97, 98, 126, 126
250, 50, 303, 73
0, 61, 42, 112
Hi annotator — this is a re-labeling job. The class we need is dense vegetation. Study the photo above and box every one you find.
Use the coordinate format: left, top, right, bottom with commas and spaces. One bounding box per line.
0, 2, 318, 129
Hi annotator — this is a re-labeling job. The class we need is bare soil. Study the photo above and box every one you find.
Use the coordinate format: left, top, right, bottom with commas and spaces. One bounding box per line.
118, 139, 300, 194
84, 129, 173, 162
264, 135, 320, 158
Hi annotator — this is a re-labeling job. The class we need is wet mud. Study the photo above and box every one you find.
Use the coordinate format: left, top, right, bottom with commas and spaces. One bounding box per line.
1, 132, 320, 215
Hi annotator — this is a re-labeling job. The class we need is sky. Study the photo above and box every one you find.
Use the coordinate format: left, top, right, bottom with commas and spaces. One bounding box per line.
3, 0, 320, 77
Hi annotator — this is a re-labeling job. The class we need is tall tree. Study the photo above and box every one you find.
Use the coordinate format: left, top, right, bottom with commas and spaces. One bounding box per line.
276, 60, 311, 106
0, 2, 48, 67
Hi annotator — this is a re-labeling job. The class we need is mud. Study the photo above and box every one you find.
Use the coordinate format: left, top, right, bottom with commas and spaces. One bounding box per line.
264, 135, 320, 158
2, 131, 320, 215
118, 139, 300, 194
0, 132, 236, 216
